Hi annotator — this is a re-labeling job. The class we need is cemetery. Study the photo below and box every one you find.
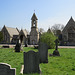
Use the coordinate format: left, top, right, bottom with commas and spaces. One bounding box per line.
0, 14, 75, 74
0, 46, 75, 75
0, 0, 75, 75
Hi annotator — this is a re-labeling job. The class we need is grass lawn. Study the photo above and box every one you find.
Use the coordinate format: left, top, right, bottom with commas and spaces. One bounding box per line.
0, 47, 75, 75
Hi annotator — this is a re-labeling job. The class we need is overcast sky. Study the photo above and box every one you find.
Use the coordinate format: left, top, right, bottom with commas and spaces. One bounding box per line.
0, 0, 75, 31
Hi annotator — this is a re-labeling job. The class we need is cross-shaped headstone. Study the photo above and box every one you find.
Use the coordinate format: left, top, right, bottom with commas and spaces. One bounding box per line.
55, 39, 59, 50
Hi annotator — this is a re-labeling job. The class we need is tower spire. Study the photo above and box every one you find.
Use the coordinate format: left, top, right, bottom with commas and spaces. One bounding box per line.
34, 10, 35, 13
31, 12, 38, 27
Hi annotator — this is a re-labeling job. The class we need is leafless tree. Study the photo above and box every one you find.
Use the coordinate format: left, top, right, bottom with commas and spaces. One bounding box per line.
38, 28, 45, 33
51, 24, 64, 36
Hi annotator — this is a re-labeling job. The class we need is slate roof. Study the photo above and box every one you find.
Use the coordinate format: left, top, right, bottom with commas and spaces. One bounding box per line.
4, 26, 19, 37
67, 16, 75, 24
22, 29, 28, 37
19, 29, 28, 38
31, 13, 38, 20
62, 16, 75, 33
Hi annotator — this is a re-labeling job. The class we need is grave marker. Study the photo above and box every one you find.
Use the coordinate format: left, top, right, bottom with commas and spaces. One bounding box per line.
53, 39, 60, 56
38, 42, 48, 63
0, 63, 16, 75
23, 50, 40, 74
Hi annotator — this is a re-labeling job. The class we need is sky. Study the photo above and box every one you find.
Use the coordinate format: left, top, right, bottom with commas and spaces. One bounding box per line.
0, 0, 75, 31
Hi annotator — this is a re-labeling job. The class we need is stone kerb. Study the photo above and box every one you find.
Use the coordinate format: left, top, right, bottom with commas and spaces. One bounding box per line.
23, 50, 40, 74
38, 42, 48, 63
0, 63, 16, 75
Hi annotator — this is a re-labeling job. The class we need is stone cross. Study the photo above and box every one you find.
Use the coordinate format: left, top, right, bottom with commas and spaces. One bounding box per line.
55, 39, 59, 50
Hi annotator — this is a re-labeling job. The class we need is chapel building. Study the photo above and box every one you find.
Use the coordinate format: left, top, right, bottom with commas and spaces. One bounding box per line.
1, 13, 39, 45
62, 17, 75, 45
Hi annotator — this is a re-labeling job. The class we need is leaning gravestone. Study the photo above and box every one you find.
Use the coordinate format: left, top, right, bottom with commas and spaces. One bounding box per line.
23, 50, 40, 74
0, 63, 16, 75
53, 39, 60, 56
38, 42, 48, 63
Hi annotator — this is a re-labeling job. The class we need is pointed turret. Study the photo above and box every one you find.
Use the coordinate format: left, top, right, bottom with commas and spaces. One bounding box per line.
31, 13, 38, 27
31, 13, 38, 20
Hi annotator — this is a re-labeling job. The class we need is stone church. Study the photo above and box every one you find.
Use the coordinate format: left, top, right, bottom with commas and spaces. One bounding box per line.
62, 17, 75, 45
30, 13, 39, 45
1, 25, 19, 44
1, 13, 39, 45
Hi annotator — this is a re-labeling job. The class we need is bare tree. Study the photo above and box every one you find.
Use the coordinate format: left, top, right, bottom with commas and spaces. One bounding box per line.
51, 24, 64, 36
38, 28, 45, 33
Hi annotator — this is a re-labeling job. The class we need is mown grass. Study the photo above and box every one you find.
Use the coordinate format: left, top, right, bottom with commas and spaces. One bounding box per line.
0, 47, 75, 75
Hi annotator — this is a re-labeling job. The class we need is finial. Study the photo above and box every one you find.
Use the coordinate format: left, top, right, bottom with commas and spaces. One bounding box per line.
34, 10, 35, 13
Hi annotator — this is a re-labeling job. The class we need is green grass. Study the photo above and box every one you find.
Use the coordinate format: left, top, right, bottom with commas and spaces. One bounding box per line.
0, 47, 75, 75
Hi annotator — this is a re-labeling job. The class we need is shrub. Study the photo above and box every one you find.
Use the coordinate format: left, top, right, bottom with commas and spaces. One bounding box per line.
40, 32, 56, 49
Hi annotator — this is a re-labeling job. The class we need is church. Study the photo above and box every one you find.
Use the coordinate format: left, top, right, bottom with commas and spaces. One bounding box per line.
62, 17, 75, 46
1, 13, 75, 46
1, 13, 39, 45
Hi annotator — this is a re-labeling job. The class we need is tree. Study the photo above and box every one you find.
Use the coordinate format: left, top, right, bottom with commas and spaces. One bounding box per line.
38, 28, 45, 33
40, 32, 56, 49
51, 24, 64, 36
0, 31, 3, 42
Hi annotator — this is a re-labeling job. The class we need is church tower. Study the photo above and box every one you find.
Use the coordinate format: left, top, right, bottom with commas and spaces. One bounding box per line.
30, 13, 39, 45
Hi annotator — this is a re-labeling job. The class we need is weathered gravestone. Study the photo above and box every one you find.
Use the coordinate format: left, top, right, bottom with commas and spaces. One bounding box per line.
38, 42, 48, 63
23, 50, 40, 74
0, 63, 16, 75
15, 39, 21, 52
53, 39, 60, 56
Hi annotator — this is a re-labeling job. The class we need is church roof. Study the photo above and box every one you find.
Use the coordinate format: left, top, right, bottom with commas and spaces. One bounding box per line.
31, 13, 38, 20
2, 25, 19, 37
62, 16, 75, 33
47, 28, 51, 33
67, 16, 75, 24
19, 29, 28, 38
22, 29, 28, 37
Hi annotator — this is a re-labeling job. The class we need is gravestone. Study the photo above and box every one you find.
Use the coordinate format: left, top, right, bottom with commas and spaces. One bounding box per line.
53, 39, 60, 56
0, 63, 16, 75
15, 39, 21, 52
38, 42, 48, 63
23, 50, 40, 74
